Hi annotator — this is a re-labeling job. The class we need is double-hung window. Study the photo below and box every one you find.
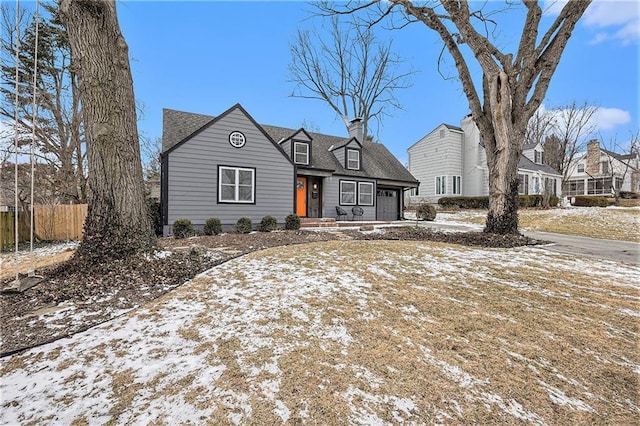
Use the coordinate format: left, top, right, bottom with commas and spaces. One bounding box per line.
435, 176, 446, 195
358, 182, 374, 205
347, 149, 360, 170
452, 176, 461, 195
518, 174, 529, 194
219, 166, 255, 203
294, 142, 309, 165
534, 151, 543, 164
340, 181, 357, 205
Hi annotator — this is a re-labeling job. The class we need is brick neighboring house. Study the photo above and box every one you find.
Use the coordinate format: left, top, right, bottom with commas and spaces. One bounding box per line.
564, 140, 640, 197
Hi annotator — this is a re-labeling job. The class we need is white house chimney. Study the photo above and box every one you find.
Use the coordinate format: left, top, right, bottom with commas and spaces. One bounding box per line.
348, 118, 363, 142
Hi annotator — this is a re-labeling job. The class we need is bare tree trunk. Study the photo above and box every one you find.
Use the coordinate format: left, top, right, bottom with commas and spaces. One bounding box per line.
60, 0, 153, 262
477, 71, 524, 234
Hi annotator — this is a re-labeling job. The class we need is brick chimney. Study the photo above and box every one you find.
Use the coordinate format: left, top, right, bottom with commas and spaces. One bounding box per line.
348, 118, 363, 142
586, 139, 600, 175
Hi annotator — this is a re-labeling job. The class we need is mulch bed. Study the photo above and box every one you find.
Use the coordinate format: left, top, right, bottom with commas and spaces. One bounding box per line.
0, 227, 539, 356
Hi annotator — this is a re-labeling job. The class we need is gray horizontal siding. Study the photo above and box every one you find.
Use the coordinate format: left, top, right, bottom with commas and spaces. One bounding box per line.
322, 175, 376, 221
166, 108, 294, 232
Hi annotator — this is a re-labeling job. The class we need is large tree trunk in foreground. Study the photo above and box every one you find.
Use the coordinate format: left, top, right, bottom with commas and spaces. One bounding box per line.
316, 1, 592, 234
60, 0, 153, 262
477, 71, 525, 235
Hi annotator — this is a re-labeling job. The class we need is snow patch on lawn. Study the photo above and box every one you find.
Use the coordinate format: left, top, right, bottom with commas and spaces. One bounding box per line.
1, 241, 638, 425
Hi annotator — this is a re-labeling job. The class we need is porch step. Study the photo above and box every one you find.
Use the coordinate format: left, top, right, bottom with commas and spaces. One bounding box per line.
300, 218, 391, 228
300, 218, 338, 228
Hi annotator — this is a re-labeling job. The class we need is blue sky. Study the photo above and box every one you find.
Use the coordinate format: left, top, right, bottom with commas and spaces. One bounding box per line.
12, 1, 639, 164
114, 0, 638, 164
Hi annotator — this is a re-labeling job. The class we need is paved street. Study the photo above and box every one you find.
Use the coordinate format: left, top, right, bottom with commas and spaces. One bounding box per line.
407, 221, 640, 266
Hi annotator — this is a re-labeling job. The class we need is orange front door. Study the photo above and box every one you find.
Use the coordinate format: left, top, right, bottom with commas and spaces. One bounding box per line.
296, 177, 307, 217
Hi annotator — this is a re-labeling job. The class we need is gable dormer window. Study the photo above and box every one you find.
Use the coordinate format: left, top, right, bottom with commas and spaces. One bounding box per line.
347, 149, 360, 170
534, 150, 543, 164
294, 142, 309, 165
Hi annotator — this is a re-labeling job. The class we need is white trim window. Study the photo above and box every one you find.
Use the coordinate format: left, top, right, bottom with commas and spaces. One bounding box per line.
294, 142, 309, 165
340, 181, 357, 205
577, 163, 585, 173
347, 149, 360, 170
518, 173, 529, 194
358, 182, 374, 205
435, 176, 446, 195
532, 176, 541, 194
452, 176, 461, 195
534, 150, 543, 164
219, 166, 255, 203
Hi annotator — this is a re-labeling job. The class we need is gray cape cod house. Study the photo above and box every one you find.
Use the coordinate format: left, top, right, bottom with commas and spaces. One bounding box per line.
160, 103, 418, 235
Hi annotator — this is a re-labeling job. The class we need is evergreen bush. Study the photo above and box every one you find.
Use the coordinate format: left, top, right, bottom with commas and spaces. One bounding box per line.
203, 217, 222, 235
438, 196, 489, 209
259, 215, 278, 232
572, 196, 609, 207
285, 214, 301, 230
172, 218, 194, 239
235, 217, 253, 233
147, 199, 162, 236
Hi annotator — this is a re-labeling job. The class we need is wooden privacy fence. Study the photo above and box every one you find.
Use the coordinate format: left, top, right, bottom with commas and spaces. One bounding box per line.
0, 204, 87, 250
35, 204, 87, 242
0, 212, 31, 251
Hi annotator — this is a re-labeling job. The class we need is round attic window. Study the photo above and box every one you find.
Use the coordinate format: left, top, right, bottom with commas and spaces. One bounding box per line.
229, 131, 246, 148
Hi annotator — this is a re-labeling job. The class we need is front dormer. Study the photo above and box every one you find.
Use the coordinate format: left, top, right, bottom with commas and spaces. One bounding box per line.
523, 141, 544, 165
331, 138, 363, 170
293, 140, 310, 165
279, 128, 313, 166
346, 147, 361, 170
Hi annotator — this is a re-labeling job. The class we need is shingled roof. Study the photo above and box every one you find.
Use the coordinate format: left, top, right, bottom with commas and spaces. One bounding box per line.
162, 109, 215, 152
518, 155, 561, 175
162, 108, 418, 185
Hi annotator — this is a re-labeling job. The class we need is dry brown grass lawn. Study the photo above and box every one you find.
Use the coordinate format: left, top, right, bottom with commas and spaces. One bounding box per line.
440, 207, 640, 242
2, 240, 638, 425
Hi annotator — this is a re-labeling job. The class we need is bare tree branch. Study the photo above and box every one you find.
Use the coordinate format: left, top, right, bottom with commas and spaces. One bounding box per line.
288, 14, 415, 139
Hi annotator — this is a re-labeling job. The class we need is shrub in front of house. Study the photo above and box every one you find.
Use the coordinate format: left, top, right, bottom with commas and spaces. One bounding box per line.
438, 196, 489, 209
519, 195, 559, 208
416, 204, 437, 221
285, 214, 300, 230
172, 218, 194, 239
572, 196, 609, 207
203, 217, 222, 235
147, 199, 162, 236
620, 191, 639, 199
259, 215, 278, 232
439, 195, 560, 209
235, 217, 253, 233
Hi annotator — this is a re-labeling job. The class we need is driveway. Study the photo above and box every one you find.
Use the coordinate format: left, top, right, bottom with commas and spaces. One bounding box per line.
524, 231, 640, 265
407, 220, 640, 266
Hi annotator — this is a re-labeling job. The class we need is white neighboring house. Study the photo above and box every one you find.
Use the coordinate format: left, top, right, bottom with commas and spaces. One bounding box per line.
564, 140, 640, 197
407, 115, 562, 204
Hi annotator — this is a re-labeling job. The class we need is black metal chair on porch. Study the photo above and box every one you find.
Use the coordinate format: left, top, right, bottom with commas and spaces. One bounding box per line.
351, 206, 364, 221
336, 206, 348, 221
